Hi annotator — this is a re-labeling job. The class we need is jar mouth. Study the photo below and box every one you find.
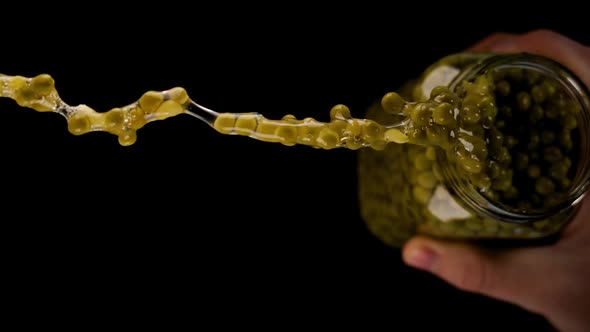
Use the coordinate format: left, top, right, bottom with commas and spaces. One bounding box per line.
443, 53, 590, 223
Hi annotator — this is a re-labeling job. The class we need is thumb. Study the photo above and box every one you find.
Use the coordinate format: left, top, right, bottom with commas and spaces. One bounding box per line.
402, 236, 553, 315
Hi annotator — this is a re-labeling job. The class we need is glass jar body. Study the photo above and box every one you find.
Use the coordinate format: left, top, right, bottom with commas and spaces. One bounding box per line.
358, 53, 590, 247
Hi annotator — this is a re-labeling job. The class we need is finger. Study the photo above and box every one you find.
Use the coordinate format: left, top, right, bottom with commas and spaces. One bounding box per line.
486, 29, 590, 88
402, 236, 555, 314
467, 32, 517, 52
560, 192, 590, 246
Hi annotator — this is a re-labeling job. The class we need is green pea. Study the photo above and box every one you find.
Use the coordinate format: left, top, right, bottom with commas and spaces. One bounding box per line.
471, 75, 493, 95
381, 92, 405, 115
505, 136, 519, 149
487, 160, 502, 179
361, 121, 384, 144
407, 145, 423, 161
531, 85, 546, 104
549, 162, 569, 180
545, 106, 559, 119
483, 189, 500, 202
417, 172, 437, 189
431, 86, 459, 106
527, 133, 540, 150
458, 155, 483, 174
432, 102, 456, 127
541, 80, 557, 97
329, 104, 351, 120
503, 186, 519, 200
471, 174, 492, 191
495, 80, 510, 96
430, 86, 451, 98
543, 146, 562, 163
488, 128, 504, 150
407, 127, 426, 141
413, 186, 432, 205
425, 146, 437, 161
553, 95, 568, 110
479, 96, 496, 113
492, 178, 512, 191
410, 104, 431, 126
498, 168, 513, 180
432, 163, 444, 181
526, 71, 541, 85
493, 146, 511, 164
562, 114, 577, 130
317, 128, 339, 149
535, 177, 556, 195
528, 165, 541, 179
407, 167, 419, 185
458, 134, 488, 160
461, 123, 485, 138
414, 154, 433, 171
529, 105, 544, 122
559, 130, 573, 150
516, 92, 531, 110
460, 104, 482, 124
426, 124, 453, 149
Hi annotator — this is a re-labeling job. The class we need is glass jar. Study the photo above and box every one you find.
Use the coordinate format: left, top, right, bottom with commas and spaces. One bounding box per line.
357, 53, 590, 248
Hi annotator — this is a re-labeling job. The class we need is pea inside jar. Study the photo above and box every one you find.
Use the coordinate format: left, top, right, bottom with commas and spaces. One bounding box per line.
358, 53, 590, 247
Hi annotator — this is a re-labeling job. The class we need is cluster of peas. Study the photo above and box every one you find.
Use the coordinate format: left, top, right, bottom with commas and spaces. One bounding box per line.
379, 68, 579, 213
212, 104, 393, 150
1, 73, 190, 146
67, 88, 189, 146
484, 69, 578, 210
358, 63, 581, 246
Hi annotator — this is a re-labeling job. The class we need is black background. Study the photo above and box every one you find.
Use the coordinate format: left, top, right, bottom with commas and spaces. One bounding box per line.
2, 4, 587, 330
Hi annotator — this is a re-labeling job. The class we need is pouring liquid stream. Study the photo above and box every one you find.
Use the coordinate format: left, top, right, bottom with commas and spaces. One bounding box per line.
0, 72, 446, 150
2, 68, 571, 205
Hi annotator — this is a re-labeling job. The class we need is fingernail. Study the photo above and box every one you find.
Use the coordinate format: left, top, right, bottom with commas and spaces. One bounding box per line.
405, 246, 438, 271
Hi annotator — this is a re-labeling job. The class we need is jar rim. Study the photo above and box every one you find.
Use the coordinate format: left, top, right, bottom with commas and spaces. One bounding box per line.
443, 53, 590, 223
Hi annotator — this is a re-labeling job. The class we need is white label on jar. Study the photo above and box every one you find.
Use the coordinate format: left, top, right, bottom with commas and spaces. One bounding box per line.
427, 185, 472, 222
420, 65, 460, 100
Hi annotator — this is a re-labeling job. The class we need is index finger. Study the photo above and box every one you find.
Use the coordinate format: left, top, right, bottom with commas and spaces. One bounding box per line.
467, 32, 517, 52
466, 30, 590, 88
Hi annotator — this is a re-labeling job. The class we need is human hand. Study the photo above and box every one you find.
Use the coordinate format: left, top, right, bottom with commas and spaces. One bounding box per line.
402, 30, 590, 332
